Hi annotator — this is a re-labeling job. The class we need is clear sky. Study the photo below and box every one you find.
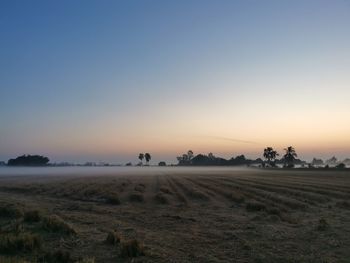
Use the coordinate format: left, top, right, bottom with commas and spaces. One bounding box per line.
1, 0, 349, 164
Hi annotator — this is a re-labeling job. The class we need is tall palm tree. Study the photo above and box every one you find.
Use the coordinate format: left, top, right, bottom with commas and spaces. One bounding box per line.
263, 147, 278, 167
138, 153, 144, 165
283, 146, 297, 168
145, 153, 151, 165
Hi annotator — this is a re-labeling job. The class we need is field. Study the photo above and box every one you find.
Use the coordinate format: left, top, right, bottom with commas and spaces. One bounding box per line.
0, 167, 349, 263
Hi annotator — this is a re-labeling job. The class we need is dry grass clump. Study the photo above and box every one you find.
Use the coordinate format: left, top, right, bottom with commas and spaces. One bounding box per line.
42, 215, 76, 235
0, 233, 41, 254
159, 187, 172, 194
0, 204, 23, 218
23, 210, 41, 223
154, 193, 169, 204
134, 184, 146, 193
104, 193, 121, 205
0, 257, 29, 263
317, 218, 329, 231
120, 239, 145, 258
40, 249, 73, 263
230, 192, 245, 203
76, 257, 95, 263
129, 192, 144, 202
105, 231, 121, 245
335, 201, 350, 210
246, 202, 266, 212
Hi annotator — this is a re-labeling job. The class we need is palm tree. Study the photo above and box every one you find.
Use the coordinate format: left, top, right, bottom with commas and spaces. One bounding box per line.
138, 153, 144, 165
263, 147, 278, 167
145, 153, 151, 165
187, 150, 194, 161
283, 146, 297, 168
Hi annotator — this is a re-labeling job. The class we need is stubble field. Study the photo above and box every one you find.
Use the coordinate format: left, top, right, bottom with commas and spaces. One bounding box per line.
0, 167, 349, 262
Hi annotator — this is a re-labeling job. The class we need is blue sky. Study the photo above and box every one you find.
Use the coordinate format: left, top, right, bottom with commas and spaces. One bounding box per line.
1, 0, 350, 163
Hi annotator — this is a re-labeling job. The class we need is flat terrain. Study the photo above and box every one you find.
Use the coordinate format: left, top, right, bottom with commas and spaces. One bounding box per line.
0, 167, 349, 262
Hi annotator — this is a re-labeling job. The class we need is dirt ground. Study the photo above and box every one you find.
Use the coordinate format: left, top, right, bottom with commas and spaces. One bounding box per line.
0, 167, 349, 262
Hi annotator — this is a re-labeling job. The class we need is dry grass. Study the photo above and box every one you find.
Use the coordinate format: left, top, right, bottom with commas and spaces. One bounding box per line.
42, 215, 76, 235
23, 210, 41, 223
246, 201, 266, 212
0, 203, 23, 218
120, 239, 145, 258
0, 233, 41, 254
129, 192, 144, 202
105, 230, 121, 245
104, 193, 121, 205
0, 168, 349, 262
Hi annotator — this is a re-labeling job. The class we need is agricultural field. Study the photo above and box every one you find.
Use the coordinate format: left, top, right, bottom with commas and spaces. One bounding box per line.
0, 167, 349, 262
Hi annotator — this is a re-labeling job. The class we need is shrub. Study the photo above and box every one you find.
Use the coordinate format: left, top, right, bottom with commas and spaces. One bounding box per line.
24, 210, 41, 223
105, 231, 121, 245
246, 202, 266, 212
0, 233, 42, 254
120, 239, 145, 257
42, 215, 76, 235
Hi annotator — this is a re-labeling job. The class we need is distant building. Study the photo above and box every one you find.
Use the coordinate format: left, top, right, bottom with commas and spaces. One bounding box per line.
0, 161, 6, 166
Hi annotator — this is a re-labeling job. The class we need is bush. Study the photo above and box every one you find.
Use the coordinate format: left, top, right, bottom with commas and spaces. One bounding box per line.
42, 215, 76, 235
24, 210, 41, 223
105, 231, 121, 245
120, 239, 145, 257
0, 233, 42, 254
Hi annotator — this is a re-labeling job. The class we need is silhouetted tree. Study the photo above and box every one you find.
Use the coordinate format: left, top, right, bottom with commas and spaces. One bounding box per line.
138, 153, 144, 165
7, 155, 49, 166
263, 147, 278, 167
158, 161, 166, 166
145, 153, 151, 165
283, 146, 297, 168
187, 150, 194, 161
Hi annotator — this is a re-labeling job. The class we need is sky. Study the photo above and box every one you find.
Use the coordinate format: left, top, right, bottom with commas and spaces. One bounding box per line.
0, 0, 350, 164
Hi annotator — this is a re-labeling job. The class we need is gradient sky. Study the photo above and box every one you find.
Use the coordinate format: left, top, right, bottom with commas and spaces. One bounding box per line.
1, 0, 350, 164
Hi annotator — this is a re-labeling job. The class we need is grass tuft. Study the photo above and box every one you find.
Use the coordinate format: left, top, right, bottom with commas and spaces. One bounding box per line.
317, 218, 329, 231
0, 233, 42, 254
120, 239, 145, 258
0, 204, 23, 218
105, 231, 121, 245
129, 193, 144, 202
154, 193, 169, 204
42, 215, 76, 235
40, 249, 73, 263
246, 202, 266, 212
24, 210, 41, 223
104, 193, 121, 205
